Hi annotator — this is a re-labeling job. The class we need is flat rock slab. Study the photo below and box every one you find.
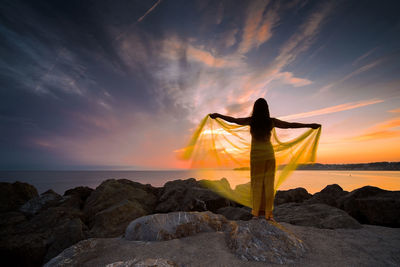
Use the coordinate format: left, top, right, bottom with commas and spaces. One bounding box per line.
124, 211, 306, 264
44, 223, 400, 267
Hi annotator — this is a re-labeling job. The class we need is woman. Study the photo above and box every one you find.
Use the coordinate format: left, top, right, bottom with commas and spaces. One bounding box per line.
210, 98, 320, 221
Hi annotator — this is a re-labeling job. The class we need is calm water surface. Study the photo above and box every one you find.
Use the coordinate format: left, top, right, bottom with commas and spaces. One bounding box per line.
0, 170, 399, 194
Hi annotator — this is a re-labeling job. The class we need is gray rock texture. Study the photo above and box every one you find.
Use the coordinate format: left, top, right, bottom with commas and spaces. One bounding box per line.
125, 211, 306, 264
19, 190, 63, 216
124, 211, 231, 241
44, 222, 400, 267
104, 258, 179, 267
228, 219, 307, 264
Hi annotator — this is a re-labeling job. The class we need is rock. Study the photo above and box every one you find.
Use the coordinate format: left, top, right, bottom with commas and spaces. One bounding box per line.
0, 181, 38, 212
124, 211, 307, 264
58, 195, 83, 210
0, 207, 85, 266
45, 220, 400, 267
105, 258, 179, 267
0, 211, 27, 236
228, 219, 307, 264
19, 190, 63, 216
124, 211, 231, 241
306, 184, 348, 207
83, 179, 157, 237
62, 186, 94, 209
64, 186, 94, 200
274, 203, 362, 229
155, 178, 232, 213
338, 186, 400, 227
90, 199, 147, 238
274, 187, 312, 206
216, 206, 252, 221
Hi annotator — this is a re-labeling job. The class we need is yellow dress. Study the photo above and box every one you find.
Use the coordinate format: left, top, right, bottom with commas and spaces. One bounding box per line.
178, 115, 321, 214
250, 138, 275, 217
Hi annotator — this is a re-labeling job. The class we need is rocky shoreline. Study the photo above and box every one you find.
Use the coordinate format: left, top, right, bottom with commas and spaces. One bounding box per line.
1, 178, 399, 266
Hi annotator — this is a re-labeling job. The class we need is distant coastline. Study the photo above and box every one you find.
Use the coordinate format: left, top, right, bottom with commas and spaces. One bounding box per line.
233, 161, 400, 171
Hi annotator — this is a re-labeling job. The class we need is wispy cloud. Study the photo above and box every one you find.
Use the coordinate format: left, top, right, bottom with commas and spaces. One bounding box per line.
280, 99, 384, 120
352, 47, 378, 66
275, 1, 334, 69
349, 117, 400, 141
275, 72, 312, 87
319, 58, 384, 93
137, 0, 163, 22
162, 37, 243, 68
237, 0, 280, 54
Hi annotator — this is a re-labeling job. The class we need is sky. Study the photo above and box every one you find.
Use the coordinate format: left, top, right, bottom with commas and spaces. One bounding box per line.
1, 0, 400, 170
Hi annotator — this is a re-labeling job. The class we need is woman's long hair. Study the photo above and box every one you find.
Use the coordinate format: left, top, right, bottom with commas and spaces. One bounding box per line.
250, 98, 273, 140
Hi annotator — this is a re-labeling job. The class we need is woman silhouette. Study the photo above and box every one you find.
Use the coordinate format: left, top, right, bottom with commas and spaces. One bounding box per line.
210, 98, 320, 221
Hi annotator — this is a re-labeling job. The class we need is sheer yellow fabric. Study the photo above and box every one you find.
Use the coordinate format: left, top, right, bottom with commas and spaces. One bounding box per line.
178, 115, 321, 211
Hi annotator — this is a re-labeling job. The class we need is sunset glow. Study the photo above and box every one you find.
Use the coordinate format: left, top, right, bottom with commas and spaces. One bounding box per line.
1, 0, 399, 170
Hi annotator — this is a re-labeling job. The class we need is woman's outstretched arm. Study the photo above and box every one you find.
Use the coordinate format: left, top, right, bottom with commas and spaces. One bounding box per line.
209, 113, 250, 126
272, 118, 321, 129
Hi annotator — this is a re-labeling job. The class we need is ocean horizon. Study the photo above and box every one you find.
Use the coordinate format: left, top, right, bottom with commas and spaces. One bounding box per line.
1, 170, 399, 195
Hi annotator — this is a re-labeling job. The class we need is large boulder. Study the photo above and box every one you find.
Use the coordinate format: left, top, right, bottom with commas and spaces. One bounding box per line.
274, 187, 312, 206
124, 211, 231, 241
124, 211, 306, 264
90, 199, 147, 237
228, 219, 307, 264
338, 186, 400, 227
0, 206, 85, 266
83, 179, 157, 237
306, 184, 348, 207
155, 178, 232, 213
61, 186, 94, 210
274, 203, 362, 229
19, 190, 63, 217
0, 182, 38, 212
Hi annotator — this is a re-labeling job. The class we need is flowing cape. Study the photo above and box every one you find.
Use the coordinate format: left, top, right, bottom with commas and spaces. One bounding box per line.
178, 115, 321, 208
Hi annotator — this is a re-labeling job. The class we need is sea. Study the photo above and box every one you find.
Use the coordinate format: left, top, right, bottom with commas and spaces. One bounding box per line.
0, 170, 399, 195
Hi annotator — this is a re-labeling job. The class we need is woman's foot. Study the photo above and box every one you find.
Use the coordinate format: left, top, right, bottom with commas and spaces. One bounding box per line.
265, 212, 276, 222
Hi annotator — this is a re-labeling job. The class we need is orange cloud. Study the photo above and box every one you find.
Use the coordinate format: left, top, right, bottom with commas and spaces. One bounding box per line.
162, 37, 242, 68
280, 99, 384, 120
276, 72, 312, 87
187, 46, 242, 68
389, 108, 400, 113
349, 117, 400, 141
237, 0, 279, 54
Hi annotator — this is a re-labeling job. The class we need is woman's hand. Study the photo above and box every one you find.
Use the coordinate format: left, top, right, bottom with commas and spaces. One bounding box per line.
209, 113, 219, 119
310, 123, 321, 129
